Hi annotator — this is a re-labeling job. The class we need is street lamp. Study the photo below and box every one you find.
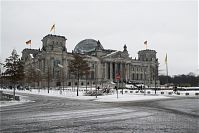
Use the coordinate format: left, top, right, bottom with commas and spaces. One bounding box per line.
35, 68, 41, 92
144, 67, 146, 96
95, 77, 97, 98
115, 73, 120, 99
85, 71, 90, 94
58, 64, 64, 94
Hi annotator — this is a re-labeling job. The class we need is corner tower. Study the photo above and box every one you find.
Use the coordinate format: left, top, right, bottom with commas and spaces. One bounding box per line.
138, 49, 157, 61
41, 34, 67, 52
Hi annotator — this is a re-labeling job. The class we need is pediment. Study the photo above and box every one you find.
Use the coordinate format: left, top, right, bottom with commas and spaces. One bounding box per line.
103, 51, 128, 59
111, 51, 124, 58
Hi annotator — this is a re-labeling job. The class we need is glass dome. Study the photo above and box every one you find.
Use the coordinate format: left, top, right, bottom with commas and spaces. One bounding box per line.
74, 39, 103, 54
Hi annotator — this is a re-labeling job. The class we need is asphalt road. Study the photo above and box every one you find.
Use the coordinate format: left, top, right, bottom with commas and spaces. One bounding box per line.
0, 93, 198, 133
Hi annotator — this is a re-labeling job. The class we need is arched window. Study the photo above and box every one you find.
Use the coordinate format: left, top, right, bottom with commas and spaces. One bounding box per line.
54, 60, 60, 67
91, 71, 95, 79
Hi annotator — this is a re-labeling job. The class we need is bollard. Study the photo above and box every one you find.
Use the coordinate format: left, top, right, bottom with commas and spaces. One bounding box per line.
140, 90, 144, 93
185, 93, 189, 96
15, 96, 20, 101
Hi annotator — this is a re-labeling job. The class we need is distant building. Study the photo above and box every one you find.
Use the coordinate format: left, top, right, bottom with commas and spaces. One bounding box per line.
21, 34, 159, 88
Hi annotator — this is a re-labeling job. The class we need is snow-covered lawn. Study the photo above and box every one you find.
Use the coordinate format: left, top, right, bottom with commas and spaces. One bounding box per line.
1, 87, 198, 106
95, 94, 169, 102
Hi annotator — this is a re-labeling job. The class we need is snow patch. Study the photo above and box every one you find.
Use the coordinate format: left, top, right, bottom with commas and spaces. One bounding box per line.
0, 97, 33, 107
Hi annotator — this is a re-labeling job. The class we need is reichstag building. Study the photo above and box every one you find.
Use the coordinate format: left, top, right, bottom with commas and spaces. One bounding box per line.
21, 34, 159, 88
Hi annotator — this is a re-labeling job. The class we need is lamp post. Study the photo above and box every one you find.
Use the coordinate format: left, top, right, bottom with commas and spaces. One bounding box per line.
95, 77, 97, 98
85, 71, 90, 94
58, 64, 64, 94
0, 65, 3, 89
153, 63, 158, 95
115, 73, 120, 99
47, 66, 50, 93
144, 67, 146, 96
36, 68, 41, 92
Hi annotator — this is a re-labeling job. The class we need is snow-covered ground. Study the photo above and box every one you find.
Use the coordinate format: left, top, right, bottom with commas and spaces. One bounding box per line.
0, 96, 33, 107
1, 87, 198, 106
95, 94, 169, 102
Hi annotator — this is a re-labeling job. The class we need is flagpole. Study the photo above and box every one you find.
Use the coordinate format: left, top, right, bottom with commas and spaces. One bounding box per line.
50, 24, 55, 35
54, 25, 55, 35
144, 41, 147, 50
165, 54, 169, 86
166, 61, 168, 85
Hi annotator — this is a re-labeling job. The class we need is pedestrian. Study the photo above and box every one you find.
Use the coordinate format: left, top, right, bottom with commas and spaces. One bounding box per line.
114, 86, 117, 90
173, 86, 177, 94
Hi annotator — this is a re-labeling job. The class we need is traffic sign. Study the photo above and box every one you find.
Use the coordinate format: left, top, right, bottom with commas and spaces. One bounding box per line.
115, 73, 120, 80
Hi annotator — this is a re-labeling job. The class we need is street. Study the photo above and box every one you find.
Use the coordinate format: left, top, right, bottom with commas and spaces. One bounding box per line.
0, 93, 198, 133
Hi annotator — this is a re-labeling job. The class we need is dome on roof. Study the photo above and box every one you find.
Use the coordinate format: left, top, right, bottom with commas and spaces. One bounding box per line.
74, 39, 104, 54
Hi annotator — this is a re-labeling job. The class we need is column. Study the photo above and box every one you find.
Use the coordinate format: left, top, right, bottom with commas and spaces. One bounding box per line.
120, 63, 123, 80
114, 62, 117, 79
112, 62, 115, 80
125, 63, 128, 81
95, 62, 98, 79
127, 63, 130, 81
102, 63, 106, 79
113, 62, 117, 80
110, 62, 113, 80
128, 64, 131, 80
105, 62, 107, 80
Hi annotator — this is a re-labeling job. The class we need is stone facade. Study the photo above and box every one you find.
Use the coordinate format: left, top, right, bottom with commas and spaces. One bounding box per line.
21, 34, 159, 88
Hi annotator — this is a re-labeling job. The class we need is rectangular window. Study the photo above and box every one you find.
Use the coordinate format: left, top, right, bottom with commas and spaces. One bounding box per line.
132, 73, 135, 80
91, 71, 95, 79
43, 59, 45, 72
92, 64, 95, 69
54, 60, 60, 67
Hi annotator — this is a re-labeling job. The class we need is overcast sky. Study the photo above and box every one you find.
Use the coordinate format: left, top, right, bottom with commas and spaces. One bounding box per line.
1, 0, 198, 76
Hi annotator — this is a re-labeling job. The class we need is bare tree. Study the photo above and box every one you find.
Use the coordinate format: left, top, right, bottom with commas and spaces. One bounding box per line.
68, 54, 90, 96
25, 67, 41, 89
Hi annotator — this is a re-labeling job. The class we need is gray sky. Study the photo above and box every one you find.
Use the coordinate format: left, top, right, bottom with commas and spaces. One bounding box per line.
1, 0, 198, 76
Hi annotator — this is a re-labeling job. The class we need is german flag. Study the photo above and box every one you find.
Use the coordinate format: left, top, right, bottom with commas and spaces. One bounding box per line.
144, 41, 147, 49
50, 24, 55, 32
26, 40, 31, 45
